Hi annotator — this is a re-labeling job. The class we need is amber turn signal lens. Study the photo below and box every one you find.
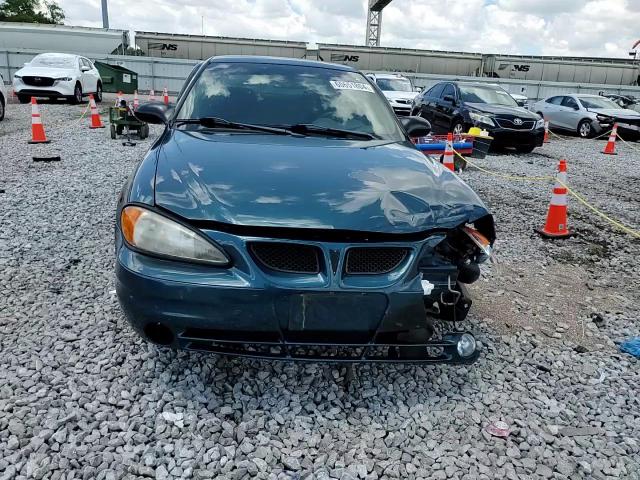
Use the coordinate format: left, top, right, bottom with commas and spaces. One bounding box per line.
121, 206, 144, 245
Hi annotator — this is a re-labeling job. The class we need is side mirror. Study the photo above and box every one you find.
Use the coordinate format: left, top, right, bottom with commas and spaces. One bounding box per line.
573, 105, 580, 110
443, 95, 456, 104
135, 102, 173, 125
414, 86, 422, 92
400, 116, 431, 138
81, 66, 91, 72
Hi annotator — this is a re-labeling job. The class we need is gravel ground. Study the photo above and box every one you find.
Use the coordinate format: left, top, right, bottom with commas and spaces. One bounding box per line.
1, 97, 639, 480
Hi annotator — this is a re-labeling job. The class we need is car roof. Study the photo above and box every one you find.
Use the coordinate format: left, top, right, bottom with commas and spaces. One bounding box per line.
34, 52, 78, 59
206, 55, 354, 72
372, 73, 409, 79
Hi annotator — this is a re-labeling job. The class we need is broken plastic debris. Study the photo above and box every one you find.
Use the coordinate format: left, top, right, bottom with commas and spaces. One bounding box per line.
620, 337, 640, 358
485, 421, 510, 438
421, 278, 434, 295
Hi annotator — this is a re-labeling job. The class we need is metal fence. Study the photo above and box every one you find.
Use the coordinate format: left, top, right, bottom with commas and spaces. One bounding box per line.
2, 49, 640, 101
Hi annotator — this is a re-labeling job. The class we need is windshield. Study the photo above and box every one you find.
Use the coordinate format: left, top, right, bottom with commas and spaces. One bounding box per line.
375, 78, 413, 92
578, 97, 621, 110
460, 86, 518, 106
31, 54, 76, 69
177, 62, 404, 140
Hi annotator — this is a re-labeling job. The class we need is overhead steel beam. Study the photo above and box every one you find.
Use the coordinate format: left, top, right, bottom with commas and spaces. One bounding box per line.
366, 0, 394, 47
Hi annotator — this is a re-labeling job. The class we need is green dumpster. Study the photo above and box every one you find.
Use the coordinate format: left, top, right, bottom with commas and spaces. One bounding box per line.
94, 61, 139, 94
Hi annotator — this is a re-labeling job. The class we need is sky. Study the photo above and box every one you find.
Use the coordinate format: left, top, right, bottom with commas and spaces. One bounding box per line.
57, 0, 640, 58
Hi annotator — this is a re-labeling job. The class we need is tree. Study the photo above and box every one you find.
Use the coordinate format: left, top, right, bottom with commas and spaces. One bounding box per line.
0, 0, 65, 24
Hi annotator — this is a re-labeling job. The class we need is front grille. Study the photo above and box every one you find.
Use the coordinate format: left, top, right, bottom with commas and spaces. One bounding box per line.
250, 242, 321, 274
495, 118, 534, 130
345, 247, 409, 274
395, 99, 411, 105
22, 76, 55, 87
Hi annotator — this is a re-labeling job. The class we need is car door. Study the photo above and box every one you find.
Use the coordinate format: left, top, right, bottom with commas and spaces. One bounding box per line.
557, 96, 582, 131
434, 83, 456, 133
415, 83, 444, 127
539, 96, 565, 128
80, 58, 98, 93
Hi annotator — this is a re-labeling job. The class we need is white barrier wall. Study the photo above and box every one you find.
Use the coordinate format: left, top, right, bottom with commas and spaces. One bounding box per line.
2, 49, 639, 101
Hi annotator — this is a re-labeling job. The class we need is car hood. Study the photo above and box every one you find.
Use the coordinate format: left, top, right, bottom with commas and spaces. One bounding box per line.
587, 108, 640, 120
153, 130, 491, 234
466, 102, 538, 118
15, 66, 75, 78
383, 90, 418, 102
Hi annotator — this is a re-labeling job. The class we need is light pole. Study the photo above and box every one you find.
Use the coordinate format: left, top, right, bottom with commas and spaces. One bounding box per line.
101, 0, 109, 29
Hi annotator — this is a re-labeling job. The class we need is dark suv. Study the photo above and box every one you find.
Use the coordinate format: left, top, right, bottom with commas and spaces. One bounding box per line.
411, 81, 545, 153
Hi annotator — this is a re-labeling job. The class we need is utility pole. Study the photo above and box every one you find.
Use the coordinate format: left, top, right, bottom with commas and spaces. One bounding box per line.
101, 0, 109, 29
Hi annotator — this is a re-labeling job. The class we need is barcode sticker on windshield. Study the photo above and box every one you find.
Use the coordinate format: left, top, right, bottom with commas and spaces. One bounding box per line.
329, 80, 374, 93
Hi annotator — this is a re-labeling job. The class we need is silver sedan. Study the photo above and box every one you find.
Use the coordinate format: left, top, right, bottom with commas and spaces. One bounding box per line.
530, 94, 640, 138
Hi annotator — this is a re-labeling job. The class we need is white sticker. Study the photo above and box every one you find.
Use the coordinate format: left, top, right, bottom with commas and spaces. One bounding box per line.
123, 73, 131, 84
329, 80, 374, 93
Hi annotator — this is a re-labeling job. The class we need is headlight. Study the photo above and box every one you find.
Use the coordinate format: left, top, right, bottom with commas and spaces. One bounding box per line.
55, 77, 73, 81
462, 226, 492, 258
535, 118, 545, 129
469, 111, 495, 127
596, 115, 612, 123
120, 206, 229, 266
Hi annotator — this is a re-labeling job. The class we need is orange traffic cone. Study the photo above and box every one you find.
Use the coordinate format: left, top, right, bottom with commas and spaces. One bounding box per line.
133, 90, 139, 110
543, 117, 550, 143
163, 87, 169, 105
536, 159, 574, 239
149, 89, 155, 102
88, 94, 105, 129
442, 133, 455, 171
28, 97, 50, 144
602, 123, 618, 155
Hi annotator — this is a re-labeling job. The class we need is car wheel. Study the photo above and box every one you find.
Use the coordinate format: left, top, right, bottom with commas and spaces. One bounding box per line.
17, 94, 31, 104
0, 96, 4, 121
577, 120, 593, 138
70, 83, 82, 104
452, 122, 465, 135
516, 145, 536, 153
95, 83, 103, 103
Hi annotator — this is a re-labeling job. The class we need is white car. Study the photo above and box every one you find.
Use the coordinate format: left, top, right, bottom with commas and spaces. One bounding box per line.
0, 72, 6, 121
13, 53, 103, 104
367, 73, 419, 116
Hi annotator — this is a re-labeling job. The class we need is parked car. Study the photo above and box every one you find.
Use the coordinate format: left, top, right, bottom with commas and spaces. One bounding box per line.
531, 94, 640, 139
411, 81, 544, 152
0, 72, 6, 121
12, 53, 103, 104
604, 93, 640, 114
367, 73, 419, 116
116, 56, 495, 364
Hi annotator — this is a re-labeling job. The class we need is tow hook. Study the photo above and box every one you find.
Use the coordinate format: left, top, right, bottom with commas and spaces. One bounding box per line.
438, 277, 472, 322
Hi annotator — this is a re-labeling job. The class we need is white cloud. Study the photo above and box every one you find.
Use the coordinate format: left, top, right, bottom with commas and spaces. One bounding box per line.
57, 0, 640, 57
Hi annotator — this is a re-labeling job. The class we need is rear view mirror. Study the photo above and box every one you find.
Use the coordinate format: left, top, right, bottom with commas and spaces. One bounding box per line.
400, 116, 431, 138
135, 102, 173, 125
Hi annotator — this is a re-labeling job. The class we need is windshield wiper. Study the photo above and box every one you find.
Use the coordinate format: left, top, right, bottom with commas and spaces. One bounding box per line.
279, 124, 378, 140
174, 117, 301, 136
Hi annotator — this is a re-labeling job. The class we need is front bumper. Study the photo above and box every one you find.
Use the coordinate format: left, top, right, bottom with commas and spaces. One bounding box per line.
488, 126, 545, 148
115, 230, 480, 364
13, 78, 75, 97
